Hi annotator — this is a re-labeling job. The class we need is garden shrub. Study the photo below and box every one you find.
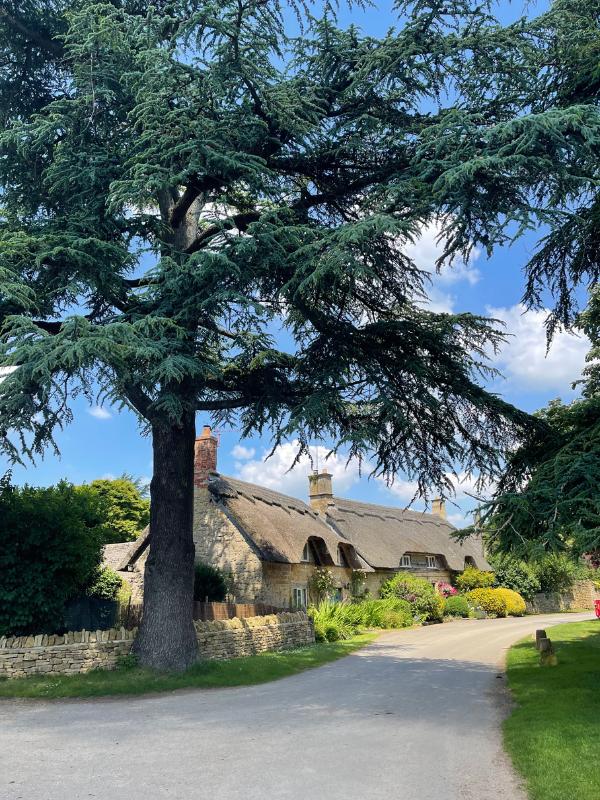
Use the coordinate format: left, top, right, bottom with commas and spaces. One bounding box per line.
308, 601, 356, 642
308, 567, 336, 602
86, 566, 122, 600
194, 562, 227, 602
349, 569, 368, 600
465, 588, 507, 617
358, 597, 413, 628
444, 594, 470, 618
489, 554, 540, 601
534, 554, 577, 594
380, 573, 443, 621
494, 587, 526, 616
456, 566, 495, 593
0, 476, 105, 636
435, 581, 457, 598
308, 597, 414, 642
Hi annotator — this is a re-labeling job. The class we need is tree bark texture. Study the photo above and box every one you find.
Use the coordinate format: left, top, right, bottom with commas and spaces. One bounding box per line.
133, 412, 198, 671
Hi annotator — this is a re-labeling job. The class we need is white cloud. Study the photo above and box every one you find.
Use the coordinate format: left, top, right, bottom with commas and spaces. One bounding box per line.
488, 304, 589, 392
232, 444, 256, 461
234, 439, 361, 500
87, 405, 112, 420
381, 470, 493, 507
402, 219, 481, 314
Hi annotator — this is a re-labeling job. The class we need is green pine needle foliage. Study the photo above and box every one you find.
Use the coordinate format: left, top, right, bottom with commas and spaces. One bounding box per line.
0, 0, 541, 498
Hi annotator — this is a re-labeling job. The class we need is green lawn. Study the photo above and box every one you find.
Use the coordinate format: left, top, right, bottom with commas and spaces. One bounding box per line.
0, 632, 375, 700
504, 621, 600, 800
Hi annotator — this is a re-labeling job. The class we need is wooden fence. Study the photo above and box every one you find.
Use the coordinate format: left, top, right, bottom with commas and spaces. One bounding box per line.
119, 601, 286, 628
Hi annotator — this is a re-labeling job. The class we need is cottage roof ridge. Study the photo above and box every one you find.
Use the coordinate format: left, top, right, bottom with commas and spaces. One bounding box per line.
330, 496, 455, 529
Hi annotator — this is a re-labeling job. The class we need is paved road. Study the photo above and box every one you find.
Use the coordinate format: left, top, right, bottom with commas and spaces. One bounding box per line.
0, 613, 592, 800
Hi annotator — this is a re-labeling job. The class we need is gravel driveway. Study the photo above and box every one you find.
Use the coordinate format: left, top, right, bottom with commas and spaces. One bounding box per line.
1, 612, 592, 800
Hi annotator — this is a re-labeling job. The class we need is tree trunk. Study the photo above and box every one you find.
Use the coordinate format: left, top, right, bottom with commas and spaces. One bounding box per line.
133, 412, 198, 671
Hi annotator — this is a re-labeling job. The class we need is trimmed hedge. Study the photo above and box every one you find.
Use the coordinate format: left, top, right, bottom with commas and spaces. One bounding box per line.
444, 594, 470, 617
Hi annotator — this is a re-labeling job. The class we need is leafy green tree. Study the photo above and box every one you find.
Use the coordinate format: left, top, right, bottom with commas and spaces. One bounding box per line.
82, 476, 150, 544
0, 475, 104, 636
488, 554, 540, 602
0, 1, 535, 670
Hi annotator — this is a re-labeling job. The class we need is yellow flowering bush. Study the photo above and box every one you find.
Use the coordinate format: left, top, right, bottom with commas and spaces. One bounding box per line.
465, 588, 507, 617
494, 588, 526, 616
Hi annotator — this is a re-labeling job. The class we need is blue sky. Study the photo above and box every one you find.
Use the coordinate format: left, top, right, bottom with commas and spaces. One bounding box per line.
3, 0, 587, 527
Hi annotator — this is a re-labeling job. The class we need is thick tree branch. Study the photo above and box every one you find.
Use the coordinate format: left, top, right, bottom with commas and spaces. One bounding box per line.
169, 177, 220, 229
185, 211, 260, 254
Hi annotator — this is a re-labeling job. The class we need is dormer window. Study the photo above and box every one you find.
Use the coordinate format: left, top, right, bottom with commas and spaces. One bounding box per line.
426, 555, 437, 569
301, 542, 310, 562
400, 554, 411, 568
337, 545, 350, 568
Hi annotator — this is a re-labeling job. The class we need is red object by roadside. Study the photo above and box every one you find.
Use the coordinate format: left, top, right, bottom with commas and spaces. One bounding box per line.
594, 599, 600, 619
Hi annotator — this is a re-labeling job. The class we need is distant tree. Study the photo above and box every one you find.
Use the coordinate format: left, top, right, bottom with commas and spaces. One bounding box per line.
480, 289, 600, 558
0, 0, 537, 670
82, 476, 150, 544
0, 476, 104, 636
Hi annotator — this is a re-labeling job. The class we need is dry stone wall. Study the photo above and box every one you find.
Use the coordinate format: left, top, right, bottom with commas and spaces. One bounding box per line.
0, 627, 136, 679
194, 611, 314, 659
526, 580, 598, 614
0, 612, 314, 679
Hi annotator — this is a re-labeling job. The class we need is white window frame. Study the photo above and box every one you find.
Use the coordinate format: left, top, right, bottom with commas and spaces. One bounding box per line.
301, 542, 310, 563
292, 586, 308, 608
400, 554, 412, 568
426, 555, 437, 569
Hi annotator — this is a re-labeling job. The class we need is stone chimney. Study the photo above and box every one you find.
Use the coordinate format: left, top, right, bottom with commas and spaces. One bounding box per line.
194, 425, 218, 488
308, 469, 333, 513
431, 496, 447, 520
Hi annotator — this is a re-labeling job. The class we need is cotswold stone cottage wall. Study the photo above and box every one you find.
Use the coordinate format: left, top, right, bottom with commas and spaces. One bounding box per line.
526, 580, 597, 614
0, 613, 314, 679
193, 485, 265, 601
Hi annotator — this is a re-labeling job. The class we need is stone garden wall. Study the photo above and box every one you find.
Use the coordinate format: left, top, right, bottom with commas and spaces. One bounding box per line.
526, 579, 598, 614
0, 612, 314, 679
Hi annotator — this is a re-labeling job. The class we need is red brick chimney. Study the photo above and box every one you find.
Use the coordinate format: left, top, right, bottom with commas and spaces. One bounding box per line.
194, 425, 218, 488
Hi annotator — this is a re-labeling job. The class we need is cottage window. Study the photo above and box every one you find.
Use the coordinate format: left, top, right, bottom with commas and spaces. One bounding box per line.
292, 587, 308, 608
426, 555, 437, 569
400, 554, 411, 568
301, 542, 310, 562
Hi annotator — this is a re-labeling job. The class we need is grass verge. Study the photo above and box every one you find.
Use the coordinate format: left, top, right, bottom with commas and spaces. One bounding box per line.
0, 632, 376, 700
504, 621, 600, 800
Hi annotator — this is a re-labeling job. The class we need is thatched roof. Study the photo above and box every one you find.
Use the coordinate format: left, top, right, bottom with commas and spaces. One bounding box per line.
102, 542, 133, 571
325, 497, 490, 572
208, 475, 369, 569
101, 527, 150, 572
103, 475, 488, 575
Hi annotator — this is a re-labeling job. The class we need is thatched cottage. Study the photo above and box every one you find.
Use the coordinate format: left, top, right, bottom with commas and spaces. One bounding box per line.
104, 427, 489, 607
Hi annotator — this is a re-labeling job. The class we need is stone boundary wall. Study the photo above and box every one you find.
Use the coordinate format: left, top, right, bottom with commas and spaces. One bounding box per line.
0, 612, 314, 679
526, 579, 598, 614
194, 611, 315, 660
